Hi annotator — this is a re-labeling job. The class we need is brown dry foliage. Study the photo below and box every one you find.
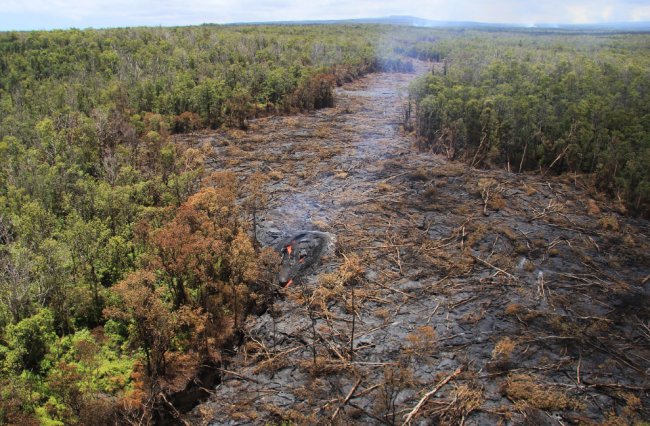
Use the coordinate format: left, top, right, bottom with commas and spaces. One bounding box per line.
491, 337, 516, 371
405, 325, 438, 358
587, 198, 601, 215
599, 214, 620, 231
290, 73, 337, 110
299, 356, 350, 377
427, 383, 484, 425
602, 392, 645, 425
503, 374, 582, 411
376, 365, 414, 424
172, 111, 202, 132
101, 169, 271, 421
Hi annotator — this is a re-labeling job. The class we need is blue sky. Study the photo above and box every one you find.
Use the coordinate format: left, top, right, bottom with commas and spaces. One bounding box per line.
1, 0, 650, 31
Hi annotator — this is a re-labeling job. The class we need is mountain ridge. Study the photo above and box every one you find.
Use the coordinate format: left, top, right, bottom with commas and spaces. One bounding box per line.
225, 14, 650, 31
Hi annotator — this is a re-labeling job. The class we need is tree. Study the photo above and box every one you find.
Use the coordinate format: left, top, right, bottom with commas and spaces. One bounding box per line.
3, 308, 56, 374
0, 245, 34, 324
63, 213, 110, 323
223, 84, 253, 129
104, 271, 174, 379
242, 172, 270, 250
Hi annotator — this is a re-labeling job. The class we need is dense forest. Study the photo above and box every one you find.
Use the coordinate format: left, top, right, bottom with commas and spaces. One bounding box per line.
0, 24, 413, 424
1, 22, 649, 424
407, 31, 650, 216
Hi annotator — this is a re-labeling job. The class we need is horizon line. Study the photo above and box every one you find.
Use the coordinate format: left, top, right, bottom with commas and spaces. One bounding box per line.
2, 15, 650, 33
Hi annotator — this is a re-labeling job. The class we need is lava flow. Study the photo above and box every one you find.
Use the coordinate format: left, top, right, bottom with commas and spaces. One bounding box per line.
277, 232, 330, 288
281, 243, 295, 287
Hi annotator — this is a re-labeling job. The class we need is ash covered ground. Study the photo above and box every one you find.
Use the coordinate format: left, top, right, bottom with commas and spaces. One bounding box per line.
178, 62, 650, 425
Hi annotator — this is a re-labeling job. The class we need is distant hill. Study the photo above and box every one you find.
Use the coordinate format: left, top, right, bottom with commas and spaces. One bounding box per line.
532, 21, 650, 31
338, 15, 519, 28
229, 15, 650, 32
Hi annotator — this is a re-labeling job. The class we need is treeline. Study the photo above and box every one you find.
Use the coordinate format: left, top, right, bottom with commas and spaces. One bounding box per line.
0, 25, 383, 133
0, 23, 420, 424
409, 31, 650, 216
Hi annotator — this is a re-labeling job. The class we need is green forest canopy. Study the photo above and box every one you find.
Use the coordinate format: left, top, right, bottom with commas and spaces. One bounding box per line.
408, 30, 650, 215
0, 23, 416, 425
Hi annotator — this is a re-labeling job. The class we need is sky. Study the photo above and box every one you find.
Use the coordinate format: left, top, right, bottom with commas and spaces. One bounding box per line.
1, 0, 650, 31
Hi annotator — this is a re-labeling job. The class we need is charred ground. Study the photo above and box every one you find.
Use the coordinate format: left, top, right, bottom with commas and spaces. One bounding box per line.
178, 62, 650, 425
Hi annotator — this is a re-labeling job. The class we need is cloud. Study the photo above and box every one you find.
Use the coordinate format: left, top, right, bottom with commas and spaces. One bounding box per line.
633, 5, 650, 21
1, 0, 649, 30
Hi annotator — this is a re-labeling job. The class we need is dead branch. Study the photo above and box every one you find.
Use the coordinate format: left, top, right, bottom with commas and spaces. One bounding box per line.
349, 402, 391, 425
537, 271, 545, 300
353, 382, 383, 399
218, 368, 263, 384
331, 377, 363, 421
158, 392, 190, 426
542, 144, 571, 178
449, 296, 478, 310
470, 133, 488, 168
530, 198, 562, 221
352, 361, 400, 366
582, 381, 650, 392
370, 280, 416, 299
518, 142, 528, 173
426, 302, 441, 324
470, 255, 518, 281
402, 367, 462, 425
